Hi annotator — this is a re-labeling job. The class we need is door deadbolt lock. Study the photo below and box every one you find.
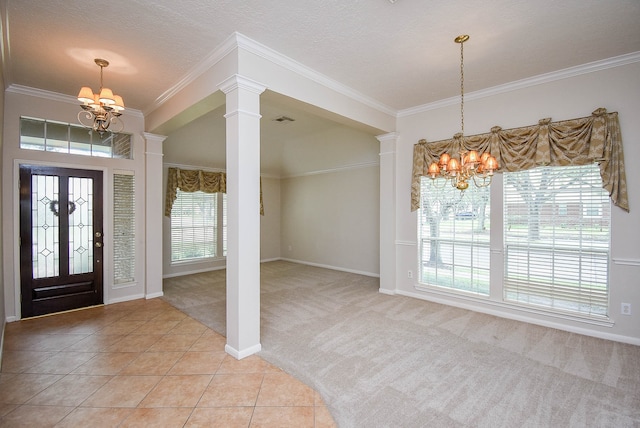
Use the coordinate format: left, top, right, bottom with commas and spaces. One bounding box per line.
95, 232, 102, 238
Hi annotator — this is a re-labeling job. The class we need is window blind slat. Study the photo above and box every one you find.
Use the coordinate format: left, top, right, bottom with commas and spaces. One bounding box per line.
170, 190, 222, 262
504, 165, 610, 317
114, 174, 135, 284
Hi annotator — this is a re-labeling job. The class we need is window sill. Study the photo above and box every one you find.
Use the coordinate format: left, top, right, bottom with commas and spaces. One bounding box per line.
171, 256, 226, 267
414, 283, 614, 328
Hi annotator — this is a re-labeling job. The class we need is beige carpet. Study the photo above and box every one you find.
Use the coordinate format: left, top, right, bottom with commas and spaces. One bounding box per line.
162, 261, 640, 427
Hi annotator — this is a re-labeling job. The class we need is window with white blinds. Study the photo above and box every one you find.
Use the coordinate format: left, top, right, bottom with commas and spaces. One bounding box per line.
222, 193, 228, 257
503, 164, 611, 317
113, 173, 135, 284
418, 177, 491, 295
171, 190, 226, 262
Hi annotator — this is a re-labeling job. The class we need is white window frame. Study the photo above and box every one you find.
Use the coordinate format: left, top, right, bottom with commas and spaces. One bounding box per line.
113, 172, 136, 285
19, 116, 132, 159
417, 177, 491, 296
416, 163, 611, 321
503, 164, 610, 318
170, 190, 226, 263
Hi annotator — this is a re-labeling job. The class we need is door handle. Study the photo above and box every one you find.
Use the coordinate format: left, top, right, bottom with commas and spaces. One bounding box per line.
95, 242, 102, 248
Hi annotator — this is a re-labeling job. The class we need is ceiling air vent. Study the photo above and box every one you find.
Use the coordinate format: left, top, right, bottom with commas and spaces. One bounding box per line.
273, 115, 295, 123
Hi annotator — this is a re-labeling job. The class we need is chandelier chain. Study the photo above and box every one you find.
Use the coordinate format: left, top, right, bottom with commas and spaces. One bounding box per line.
425, 34, 499, 191
460, 38, 465, 136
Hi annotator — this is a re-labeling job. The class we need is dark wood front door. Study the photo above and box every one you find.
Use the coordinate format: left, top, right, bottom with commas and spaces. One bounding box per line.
19, 165, 104, 318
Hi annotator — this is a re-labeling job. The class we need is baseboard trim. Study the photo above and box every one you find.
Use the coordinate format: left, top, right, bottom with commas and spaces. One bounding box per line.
160, 257, 380, 281
163, 265, 226, 279
395, 288, 640, 346
146, 292, 164, 299
280, 258, 379, 278
379, 288, 396, 296
162, 258, 286, 279
108, 294, 146, 304
260, 258, 281, 263
0, 320, 5, 371
225, 343, 262, 360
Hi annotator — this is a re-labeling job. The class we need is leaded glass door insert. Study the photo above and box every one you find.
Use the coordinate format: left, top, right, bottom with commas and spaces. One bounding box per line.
20, 165, 103, 317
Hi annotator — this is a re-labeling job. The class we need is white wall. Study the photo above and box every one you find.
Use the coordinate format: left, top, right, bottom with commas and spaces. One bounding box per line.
162, 107, 226, 170
2, 89, 148, 320
281, 165, 379, 276
161, 101, 381, 277
278, 123, 381, 276
260, 177, 281, 261
393, 61, 640, 343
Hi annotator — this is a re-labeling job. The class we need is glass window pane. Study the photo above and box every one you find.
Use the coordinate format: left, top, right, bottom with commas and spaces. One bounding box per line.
32, 175, 60, 278
92, 132, 114, 158
171, 191, 217, 262
222, 193, 227, 257
20, 117, 45, 151
45, 121, 70, 153
417, 178, 491, 295
112, 133, 133, 159
19, 117, 132, 159
503, 165, 610, 317
68, 177, 94, 275
69, 126, 93, 156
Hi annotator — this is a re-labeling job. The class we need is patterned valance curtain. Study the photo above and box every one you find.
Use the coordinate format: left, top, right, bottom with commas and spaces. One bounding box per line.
411, 108, 628, 212
164, 167, 264, 216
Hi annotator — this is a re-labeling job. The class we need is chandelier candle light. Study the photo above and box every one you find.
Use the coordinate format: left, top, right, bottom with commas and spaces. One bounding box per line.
427, 35, 499, 191
77, 58, 125, 135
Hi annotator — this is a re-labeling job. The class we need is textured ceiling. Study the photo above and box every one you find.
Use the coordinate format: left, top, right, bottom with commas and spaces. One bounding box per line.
3, 0, 640, 117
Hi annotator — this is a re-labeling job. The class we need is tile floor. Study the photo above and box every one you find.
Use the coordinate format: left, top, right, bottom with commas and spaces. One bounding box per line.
0, 298, 336, 427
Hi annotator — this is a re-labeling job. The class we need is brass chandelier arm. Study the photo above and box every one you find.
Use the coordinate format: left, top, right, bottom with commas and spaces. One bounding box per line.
76, 58, 125, 135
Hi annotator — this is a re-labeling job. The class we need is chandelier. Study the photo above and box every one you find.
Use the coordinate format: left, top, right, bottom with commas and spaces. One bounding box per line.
427, 35, 498, 191
77, 58, 125, 135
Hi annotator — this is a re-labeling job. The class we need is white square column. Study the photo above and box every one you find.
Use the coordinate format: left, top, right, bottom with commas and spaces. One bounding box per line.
143, 132, 167, 299
218, 75, 266, 359
377, 132, 398, 295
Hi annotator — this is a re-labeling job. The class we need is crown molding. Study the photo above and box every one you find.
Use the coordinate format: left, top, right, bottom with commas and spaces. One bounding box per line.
375, 132, 399, 143
233, 33, 397, 117
218, 73, 267, 95
0, 1, 12, 87
280, 160, 379, 179
146, 32, 396, 118
7, 84, 69, 103
148, 32, 240, 112
398, 51, 640, 118
6, 84, 144, 118
163, 162, 285, 180
162, 161, 382, 180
